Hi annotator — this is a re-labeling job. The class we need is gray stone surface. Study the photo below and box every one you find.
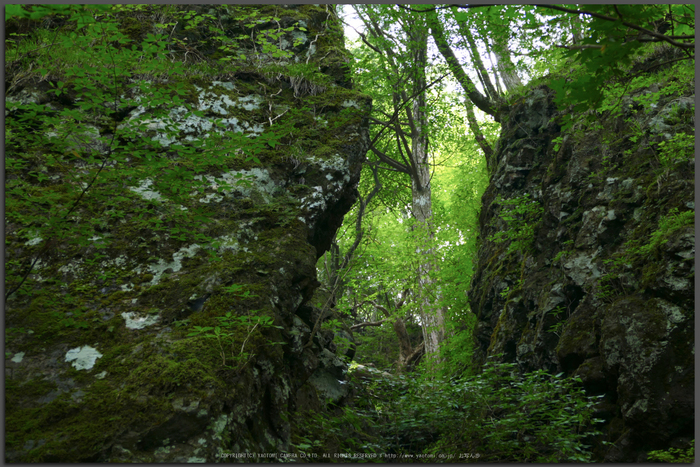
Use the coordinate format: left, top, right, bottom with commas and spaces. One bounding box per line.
5, 5, 368, 462
468, 70, 694, 461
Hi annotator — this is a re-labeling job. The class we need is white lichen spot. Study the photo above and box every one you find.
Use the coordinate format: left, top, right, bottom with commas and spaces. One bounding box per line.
122, 312, 159, 330
25, 235, 42, 246
216, 168, 279, 202
198, 192, 224, 204
59, 260, 83, 275
306, 154, 347, 172
341, 100, 360, 109
95, 371, 107, 379
65, 345, 103, 370
154, 446, 172, 456
658, 300, 685, 326
110, 256, 127, 268
211, 414, 228, 440
197, 90, 237, 115
129, 179, 163, 202
214, 234, 240, 253
212, 81, 235, 91
414, 194, 430, 207
11, 352, 25, 363
236, 95, 263, 111
300, 186, 327, 216
142, 243, 201, 286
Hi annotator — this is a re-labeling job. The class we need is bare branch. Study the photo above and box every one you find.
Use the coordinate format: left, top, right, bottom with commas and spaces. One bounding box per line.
369, 144, 411, 174
350, 319, 390, 331
339, 164, 382, 271
555, 44, 604, 50
397, 4, 497, 13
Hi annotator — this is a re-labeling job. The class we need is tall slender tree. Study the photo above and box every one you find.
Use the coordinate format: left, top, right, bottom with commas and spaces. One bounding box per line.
347, 4, 447, 367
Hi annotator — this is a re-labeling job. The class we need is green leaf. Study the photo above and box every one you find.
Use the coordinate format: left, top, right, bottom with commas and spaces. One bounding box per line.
6, 5, 29, 19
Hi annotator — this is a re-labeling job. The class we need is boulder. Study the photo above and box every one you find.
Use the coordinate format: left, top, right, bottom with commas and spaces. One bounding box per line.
468, 52, 694, 461
5, 5, 370, 462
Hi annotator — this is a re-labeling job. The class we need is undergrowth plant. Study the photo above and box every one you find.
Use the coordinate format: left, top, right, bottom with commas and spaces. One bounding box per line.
186, 312, 283, 369
490, 193, 543, 255
290, 356, 604, 462
656, 132, 694, 166
647, 440, 695, 463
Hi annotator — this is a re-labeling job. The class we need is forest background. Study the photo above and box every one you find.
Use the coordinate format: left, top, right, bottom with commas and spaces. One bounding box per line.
320, 3, 693, 371
305, 4, 695, 461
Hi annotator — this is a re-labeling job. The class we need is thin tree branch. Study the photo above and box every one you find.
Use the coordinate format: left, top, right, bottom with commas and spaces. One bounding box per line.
369, 144, 411, 174
426, 10, 500, 119
397, 4, 497, 13
532, 4, 695, 50
350, 319, 390, 331
339, 164, 382, 272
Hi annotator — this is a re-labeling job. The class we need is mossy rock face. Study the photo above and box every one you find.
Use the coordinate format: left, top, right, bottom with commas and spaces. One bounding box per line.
5, 5, 368, 462
468, 48, 694, 461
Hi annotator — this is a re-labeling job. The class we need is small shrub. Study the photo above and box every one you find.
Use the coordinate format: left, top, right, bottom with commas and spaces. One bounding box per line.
647, 440, 694, 463
657, 132, 694, 166
490, 194, 543, 254
425, 357, 605, 462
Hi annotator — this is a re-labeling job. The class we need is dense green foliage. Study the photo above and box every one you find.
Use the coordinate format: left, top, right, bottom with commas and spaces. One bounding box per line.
290, 358, 604, 462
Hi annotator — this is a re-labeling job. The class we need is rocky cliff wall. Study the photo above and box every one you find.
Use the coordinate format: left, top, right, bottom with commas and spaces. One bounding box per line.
468, 47, 694, 461
5, 5, 369, 462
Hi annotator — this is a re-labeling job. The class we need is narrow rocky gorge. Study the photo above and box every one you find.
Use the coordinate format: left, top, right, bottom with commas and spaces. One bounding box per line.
5, 4, 694, 463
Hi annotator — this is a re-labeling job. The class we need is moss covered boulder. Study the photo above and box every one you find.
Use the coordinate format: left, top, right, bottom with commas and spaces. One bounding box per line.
468, 45, 694, 461
5, 5, 369, 462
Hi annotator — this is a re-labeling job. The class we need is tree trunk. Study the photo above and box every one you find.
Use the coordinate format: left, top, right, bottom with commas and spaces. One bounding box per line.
493, 47, 522, 92
459, 24, 498, 100
407, 20, 445, 369
369, 300, 423, 372
427, 10, 499, 120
